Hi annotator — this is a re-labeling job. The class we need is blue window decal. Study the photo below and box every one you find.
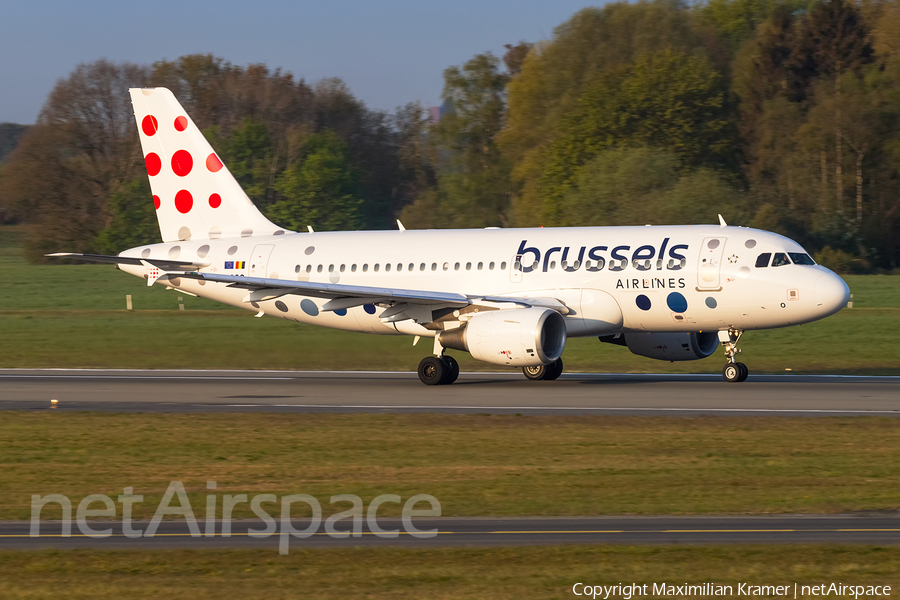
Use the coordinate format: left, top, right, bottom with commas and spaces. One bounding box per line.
636, 294, 652, 311
705, 296, 717, 309
363, 303, 376, 315
300, 299, 319, 317
667, 292, 688, 313
334, 308, 347, 317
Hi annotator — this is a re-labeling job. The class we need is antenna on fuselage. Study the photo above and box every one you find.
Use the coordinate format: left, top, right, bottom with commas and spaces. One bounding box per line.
397, 220, 406, 231
718, 214, 727, 228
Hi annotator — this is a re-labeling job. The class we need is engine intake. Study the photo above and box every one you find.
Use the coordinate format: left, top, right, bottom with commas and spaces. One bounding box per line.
601, 331, 719, 361
439, 308, 567, 367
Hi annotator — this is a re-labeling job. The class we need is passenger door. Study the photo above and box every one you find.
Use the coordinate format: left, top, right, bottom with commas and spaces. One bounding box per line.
697, 237, 727, 290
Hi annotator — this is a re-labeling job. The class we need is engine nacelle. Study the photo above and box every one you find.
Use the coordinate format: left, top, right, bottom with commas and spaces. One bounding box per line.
612, 331, 719, 361
439, 308, 567, 367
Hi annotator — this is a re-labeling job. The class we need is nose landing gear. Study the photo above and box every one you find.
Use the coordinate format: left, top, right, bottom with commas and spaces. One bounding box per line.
720, 328, 748, 382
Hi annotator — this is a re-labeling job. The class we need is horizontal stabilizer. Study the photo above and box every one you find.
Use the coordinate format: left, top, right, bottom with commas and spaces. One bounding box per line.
46, 253, 207, 271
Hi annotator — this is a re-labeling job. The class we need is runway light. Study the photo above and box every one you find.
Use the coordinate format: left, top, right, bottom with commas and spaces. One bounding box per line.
50, 399, 58, 409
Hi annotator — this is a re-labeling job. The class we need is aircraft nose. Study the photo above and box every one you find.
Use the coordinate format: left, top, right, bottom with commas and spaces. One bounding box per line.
814, 271, 850, 317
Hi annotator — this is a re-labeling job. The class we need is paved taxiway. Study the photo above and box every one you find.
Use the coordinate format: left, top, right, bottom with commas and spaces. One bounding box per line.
0, 369, 898, 416
6, 516, 900, 550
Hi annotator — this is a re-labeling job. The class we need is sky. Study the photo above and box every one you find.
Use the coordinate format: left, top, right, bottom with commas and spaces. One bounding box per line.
0, 0, 599, 124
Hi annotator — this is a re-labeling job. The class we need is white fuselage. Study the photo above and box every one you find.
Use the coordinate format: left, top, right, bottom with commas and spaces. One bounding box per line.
118, 224, 850, 340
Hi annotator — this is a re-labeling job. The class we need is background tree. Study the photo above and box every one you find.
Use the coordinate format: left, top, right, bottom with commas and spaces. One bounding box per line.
401, 52, 511, 228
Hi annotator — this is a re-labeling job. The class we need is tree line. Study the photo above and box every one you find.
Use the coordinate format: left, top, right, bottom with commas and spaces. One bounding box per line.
1, 0, 898, 270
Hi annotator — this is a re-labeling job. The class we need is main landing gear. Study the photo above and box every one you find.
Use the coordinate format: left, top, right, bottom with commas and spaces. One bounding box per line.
417, 355, 460, 386
720, 328, 749, 383
522, 358, 564, 381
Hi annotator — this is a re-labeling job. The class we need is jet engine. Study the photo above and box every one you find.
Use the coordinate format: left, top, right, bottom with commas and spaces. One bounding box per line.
601, 331, 719, 361
439, 308, 567, 367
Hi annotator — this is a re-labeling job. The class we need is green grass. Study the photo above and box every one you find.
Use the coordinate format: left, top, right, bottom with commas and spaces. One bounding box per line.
1, 225, 898, 372
2, 546, 898, 599
4, 413, 900, 521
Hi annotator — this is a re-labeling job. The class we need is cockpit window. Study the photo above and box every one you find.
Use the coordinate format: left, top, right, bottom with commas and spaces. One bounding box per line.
788, 252, 816, 265
755, 253, 771, 268
771, 252, 791, 267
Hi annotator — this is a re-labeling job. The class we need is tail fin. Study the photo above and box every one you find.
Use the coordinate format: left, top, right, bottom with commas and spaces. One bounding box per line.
129, 88, 287, 242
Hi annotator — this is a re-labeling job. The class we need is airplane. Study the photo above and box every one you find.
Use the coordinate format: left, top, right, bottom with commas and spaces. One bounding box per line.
49, 87, 851, 385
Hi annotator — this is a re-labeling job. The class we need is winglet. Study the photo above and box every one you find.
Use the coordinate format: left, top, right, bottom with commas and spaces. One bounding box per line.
718, 214, 727, 228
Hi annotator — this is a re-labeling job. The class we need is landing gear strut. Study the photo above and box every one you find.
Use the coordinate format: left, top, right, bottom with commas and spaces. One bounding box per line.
522, 357, 564, 381
720, 329, 749, 383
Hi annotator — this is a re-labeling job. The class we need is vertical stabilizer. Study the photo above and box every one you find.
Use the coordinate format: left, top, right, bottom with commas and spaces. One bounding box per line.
130, 87, 287, 242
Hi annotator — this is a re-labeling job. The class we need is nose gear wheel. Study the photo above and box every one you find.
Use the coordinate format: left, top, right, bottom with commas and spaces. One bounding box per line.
721, 329, 749, 382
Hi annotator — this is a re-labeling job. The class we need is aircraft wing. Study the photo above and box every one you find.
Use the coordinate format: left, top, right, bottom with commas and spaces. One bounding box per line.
177, 272, 570, 322
46, 253, 570, 323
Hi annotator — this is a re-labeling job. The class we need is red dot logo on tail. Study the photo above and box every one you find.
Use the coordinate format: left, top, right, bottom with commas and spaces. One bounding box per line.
145, 153, 161, 176
174, 116, 188, 132
153, 195, 160, 210
209, 193, 222, 208
206, 153, 224, 173
141, 115, 158, 137
174, 190, 193, 214
171, 150, 193, 177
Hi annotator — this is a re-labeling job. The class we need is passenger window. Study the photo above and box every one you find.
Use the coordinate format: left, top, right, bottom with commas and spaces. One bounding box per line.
362, 264, 368, 272
351, 264, 357, 272
420, 263, 426, 271
385, 263, 391, 272
454, 262, 460, 270
771, 252, 791, 267
317, 265, 323, 273
397, 263, 403, 271
306, 265, 312, 273
340, 264, 345, 272
489, 261, 495, 270
755, 253, 771, 268
500, 261, 507, 270
788, 252, 815, 265
294, 265, 301, 273
466, 262, 472, 270
431, 263, 437, 271
477, 262, 483, 271
443, 262, 449, 271
408, 263, 414, 271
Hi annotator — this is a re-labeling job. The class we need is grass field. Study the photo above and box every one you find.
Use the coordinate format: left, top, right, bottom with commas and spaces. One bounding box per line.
4, 412, 900, 521
2, 546, 898, 599
1, 226, 898, 373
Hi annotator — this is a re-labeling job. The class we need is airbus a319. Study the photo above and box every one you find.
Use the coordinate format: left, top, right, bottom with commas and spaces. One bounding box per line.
50, 88, 851, 385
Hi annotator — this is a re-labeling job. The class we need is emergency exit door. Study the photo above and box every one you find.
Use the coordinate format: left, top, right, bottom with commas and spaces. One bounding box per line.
249, 244, 274, 278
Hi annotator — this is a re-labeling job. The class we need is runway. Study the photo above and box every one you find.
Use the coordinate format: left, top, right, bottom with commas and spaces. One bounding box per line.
5, 516, 900, 550
0, 369, 898, 416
